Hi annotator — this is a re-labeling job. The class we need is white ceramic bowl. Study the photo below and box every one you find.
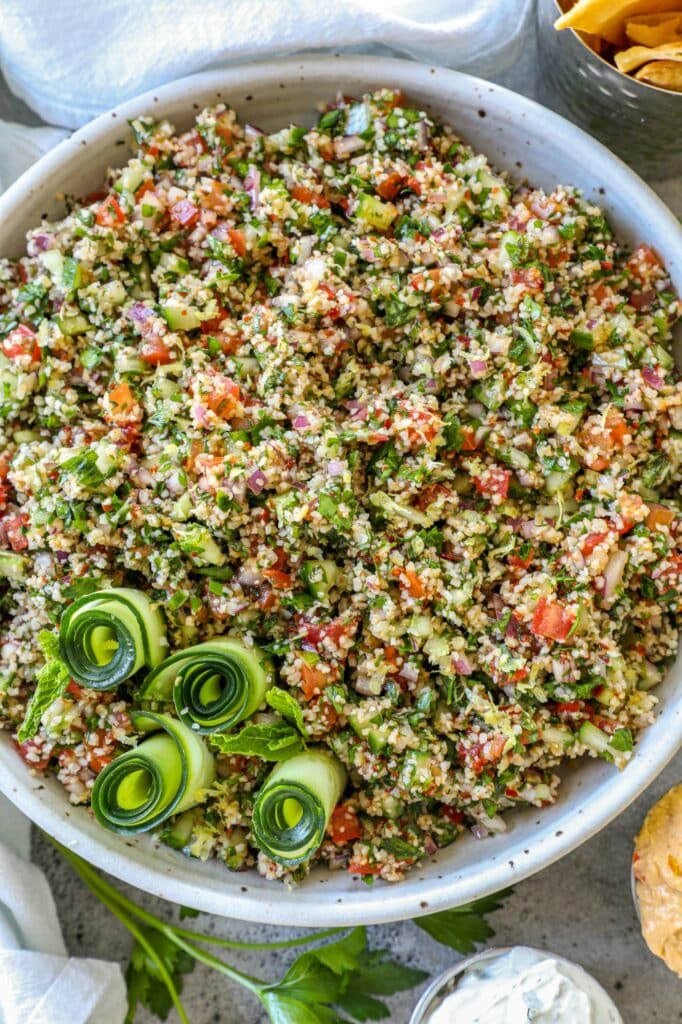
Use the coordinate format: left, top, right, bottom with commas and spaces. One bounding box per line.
1, 55, 681, 926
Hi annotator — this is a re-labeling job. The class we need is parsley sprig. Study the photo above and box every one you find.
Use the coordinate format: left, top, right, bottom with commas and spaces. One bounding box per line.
53, 839, 511, 1023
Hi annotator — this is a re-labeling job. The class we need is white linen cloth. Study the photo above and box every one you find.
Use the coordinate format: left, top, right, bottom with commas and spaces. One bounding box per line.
0, 0, 534, 130
0, 795, 127, 1024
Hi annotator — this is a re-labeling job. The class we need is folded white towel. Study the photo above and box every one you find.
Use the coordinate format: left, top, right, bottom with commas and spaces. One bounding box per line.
0, 0, 533, 129
0, 795, 127, 1024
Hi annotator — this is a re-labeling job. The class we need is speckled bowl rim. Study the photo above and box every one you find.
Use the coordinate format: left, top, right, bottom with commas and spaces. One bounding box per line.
0, 54, 681, 926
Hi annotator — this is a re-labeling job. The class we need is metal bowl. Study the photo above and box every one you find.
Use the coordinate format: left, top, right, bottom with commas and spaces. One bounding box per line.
409, 945, 624, 1024
537, 0, 682, 178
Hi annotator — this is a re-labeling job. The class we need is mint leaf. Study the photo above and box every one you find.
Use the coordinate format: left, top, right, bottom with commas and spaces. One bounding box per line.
17, 631, 71, 742
266, 686, 307, 736
210, 722, 304, 761
414, 889, 512, 953
335, 991, 389, 1021
380, 837, 421, 859
610, 727, 633, 752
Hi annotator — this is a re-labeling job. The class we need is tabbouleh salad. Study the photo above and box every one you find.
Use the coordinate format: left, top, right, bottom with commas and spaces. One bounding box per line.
0, 89, 680, 884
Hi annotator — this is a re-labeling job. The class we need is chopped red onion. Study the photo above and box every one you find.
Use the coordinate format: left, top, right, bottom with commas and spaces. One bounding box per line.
467, 401, 486, 419
244, 124, 265, 140
469, 285, 482, 302
469, 359, 488, 378
193, 404, 211, 427
471, 824, 489, 840
165, 471, 186, 496
452, 654, 473, 676
427, 191, 449, 204
423, 835, 438, 856
128, 302, 155, 325
292, 415, 310, 429
244, 165, 261, 211
327, 459, 345, 477
642, 366, 665, 390
398, 663, 419, 683
247, 468, 266, 495
345, 400, 368, 421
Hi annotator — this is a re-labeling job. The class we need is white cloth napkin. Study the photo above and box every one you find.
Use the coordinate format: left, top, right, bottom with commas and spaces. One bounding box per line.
0, 795, 127, 1024
0, 0, 534, 129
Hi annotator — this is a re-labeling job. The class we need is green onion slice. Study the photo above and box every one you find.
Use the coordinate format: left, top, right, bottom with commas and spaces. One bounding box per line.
91, 710, 215, 835
252, 748, 347, 866
140, 637, 274, 734
59, 587, 167, 690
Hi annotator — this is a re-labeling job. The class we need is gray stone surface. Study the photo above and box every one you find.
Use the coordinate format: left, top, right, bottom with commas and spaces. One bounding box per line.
33, 753, 682, 1023
7, 15, 682, 1024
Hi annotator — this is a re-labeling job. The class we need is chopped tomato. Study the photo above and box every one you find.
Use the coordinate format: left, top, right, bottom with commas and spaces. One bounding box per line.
581, 531, 610, 557
258, 586, 277, 611
531, 596, 576, 643
300, 662, 330, 701
204, 376, 241, 419
440, 805, 464, 826
606, 408, 628, 446
227, 228, 247, 257
474, 467, 511, 499
0, 513, 29, 552
555, 701, 583, 715
460, 427, 480, 452
348, 859, 380, 877
647, 504, 675, 530
405, 407, 441, 446
15, 738, 51, 772
328, 803, 362, 844
86, 728, 116, 773
134, 181, 155, 202
95, 195, 126, 227
509, 546, 534, 571
290, 184, 330, 208
215, 115, 233, 146
376, 172, 420, 201
392, 566, 425, 598
66, 681, 84, 699
262, 568, 293, 590
2, 324, 40, 363
628, 243, 660, 280
298, 616, 358, 653
140, 337, 173, 365
170, 199, 200, 228
457, 733, 507, 775
200, 305, 228, 334
105, 381, 139, 424
510, 266, 544, 292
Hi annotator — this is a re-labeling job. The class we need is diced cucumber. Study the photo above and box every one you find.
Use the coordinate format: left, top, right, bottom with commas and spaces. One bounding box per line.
355, 193, 397, 231
370, 491, 432, 527
301, 559, 338, 601
544, 457, 580, 495
473, 375, 505, 411
541, 724, 572, 747
348, 712, 392, 748
159, 808, 198, 850
114, 159, 147, 195
172, 522, 226, 566
56, 313, 92, 336
399, 749, 434, 792
171, 492, 192, 522
578, 721, 632, 762
160, 299, 202, 332
13, 429, 40, 444
159, 252, 190, 276
0, 551, 28, 581
42, 249, 63, 280
115, 351, 147, 374
406, 615, 433, 639
556, 400, 586, 437
652, 344, 674, 370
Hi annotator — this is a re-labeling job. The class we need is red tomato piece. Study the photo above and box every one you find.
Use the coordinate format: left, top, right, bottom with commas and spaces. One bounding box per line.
474, 467, 511, 499
328, 804, 362, 844
1, 513, 29, 552
227, 228, 247, 257
290, 184, 330, 208
95, 195, 126, 227
581, 532, 610, 557
262, 568, 293, 590
511, 266, 544, 292
300, 662, 330, 701
440, 805, 464, 825
140, 338, 173, 365
2, 325, 40, 363
509, 546, 534, 571
531, 596, 575, 643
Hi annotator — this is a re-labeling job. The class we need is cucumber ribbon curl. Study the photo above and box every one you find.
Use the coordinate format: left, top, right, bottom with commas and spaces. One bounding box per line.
252, 749, 347, 866
59, 587, 167, 690
140, 637, 274, 734
91, 711, 215, 835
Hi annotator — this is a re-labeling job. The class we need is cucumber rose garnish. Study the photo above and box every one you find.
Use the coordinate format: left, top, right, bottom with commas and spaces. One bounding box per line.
251, 749, 347, 866
91, 711, 215, 835
140, 637, 274, 734
59, 587, 167, 690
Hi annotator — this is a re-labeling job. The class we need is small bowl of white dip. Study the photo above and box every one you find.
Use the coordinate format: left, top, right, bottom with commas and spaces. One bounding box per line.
409, 945, 623, 1024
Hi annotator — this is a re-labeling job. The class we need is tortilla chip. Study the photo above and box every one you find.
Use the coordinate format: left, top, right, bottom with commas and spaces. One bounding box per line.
634, 57, 682, 87
555, 0, 682, 45
614, 40, 682, 70
626, 10, 682, 45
